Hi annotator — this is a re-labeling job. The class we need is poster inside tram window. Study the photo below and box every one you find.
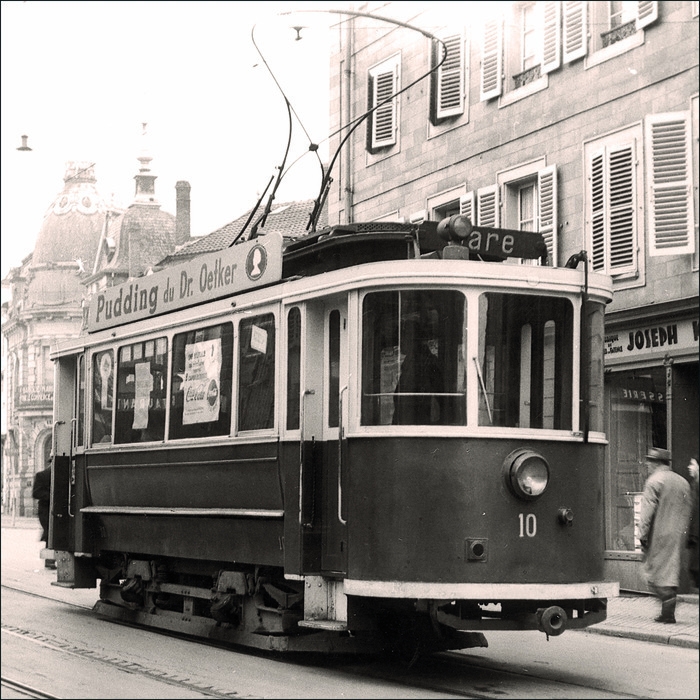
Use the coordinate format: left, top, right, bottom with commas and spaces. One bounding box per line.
182, 338, 222, 425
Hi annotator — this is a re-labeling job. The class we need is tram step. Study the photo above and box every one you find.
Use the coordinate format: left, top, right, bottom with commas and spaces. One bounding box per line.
298, 619, 348, 631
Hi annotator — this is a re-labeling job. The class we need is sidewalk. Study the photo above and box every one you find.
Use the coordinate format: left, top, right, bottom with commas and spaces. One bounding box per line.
3, 515, 698, 649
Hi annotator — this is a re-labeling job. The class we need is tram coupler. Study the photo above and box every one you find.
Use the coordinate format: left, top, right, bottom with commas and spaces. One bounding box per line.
536, 605, 568, 636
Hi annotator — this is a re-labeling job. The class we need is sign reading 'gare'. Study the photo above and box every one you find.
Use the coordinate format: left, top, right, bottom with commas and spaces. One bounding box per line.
87, 234, 283, 333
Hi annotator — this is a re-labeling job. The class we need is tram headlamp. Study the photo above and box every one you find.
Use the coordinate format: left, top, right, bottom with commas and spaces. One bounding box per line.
437, 214, 473, 242
503, 448, 550, 500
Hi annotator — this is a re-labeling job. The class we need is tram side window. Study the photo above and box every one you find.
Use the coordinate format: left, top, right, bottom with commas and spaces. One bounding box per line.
478, 293, 573, 429
115, 337, 168, 444
92, 350, 114, 444
169, 323, 233, 439
361, 290, 467, 426
287, 307, 301, 430
238, 314, 276, 431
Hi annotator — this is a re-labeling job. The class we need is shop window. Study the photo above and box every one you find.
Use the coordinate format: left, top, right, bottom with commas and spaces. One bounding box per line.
115, 338, 167, 444
605, 368, 667, 552
170, 323, 233, 439
238, 314, 276, 432
92, 350, 114, 444
361, 290, 467, 426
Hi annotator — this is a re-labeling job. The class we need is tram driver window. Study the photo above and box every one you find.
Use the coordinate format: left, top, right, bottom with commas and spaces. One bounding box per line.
361, 290, 467, 426
169, 323, 233, 439
91, 350, 114, 444
477, 293, 573, 429
115, 338, 167, 444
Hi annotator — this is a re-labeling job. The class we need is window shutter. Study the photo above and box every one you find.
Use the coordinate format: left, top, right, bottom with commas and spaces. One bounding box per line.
636, 1, 658, 29
537, 166, 558, 266
480, 19, 502, 101
459, 191, 475, 222
372, 66, 397, 149
542, 1, 561, 74
477, 185, 499, 227
436, 34, 465, 120
590, 151, 607, 271
646, 112, 694, 256
607, 144, 636, 273
563, 1, 587, 64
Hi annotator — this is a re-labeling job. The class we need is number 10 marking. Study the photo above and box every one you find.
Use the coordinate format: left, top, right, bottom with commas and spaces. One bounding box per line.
519, 513, 537, 537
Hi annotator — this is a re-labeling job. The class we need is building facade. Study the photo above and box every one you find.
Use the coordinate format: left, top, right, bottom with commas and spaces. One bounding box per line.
326, 1, 699, 591
2, 145, 190, 519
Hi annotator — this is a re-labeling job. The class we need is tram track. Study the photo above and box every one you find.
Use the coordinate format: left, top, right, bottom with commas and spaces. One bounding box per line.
0, 676, 61, 699
3, 582, 644, 699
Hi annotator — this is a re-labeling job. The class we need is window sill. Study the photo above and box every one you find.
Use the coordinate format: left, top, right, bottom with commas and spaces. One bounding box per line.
498, 74, 548, 108
585, 30, 645, 70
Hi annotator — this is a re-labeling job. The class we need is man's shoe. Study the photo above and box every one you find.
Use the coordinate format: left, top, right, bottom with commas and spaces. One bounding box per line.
44, 560, 57, 570
654, 615, 676, 624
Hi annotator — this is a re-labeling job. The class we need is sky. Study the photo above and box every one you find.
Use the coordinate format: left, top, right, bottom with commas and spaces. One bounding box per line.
1, 0, 353, 288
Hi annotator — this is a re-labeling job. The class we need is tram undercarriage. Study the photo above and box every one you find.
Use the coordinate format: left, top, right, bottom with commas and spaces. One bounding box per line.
67, 551, 607, 656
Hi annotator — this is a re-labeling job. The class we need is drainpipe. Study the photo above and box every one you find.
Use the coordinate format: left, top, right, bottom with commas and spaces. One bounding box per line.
342, 10, 354, 224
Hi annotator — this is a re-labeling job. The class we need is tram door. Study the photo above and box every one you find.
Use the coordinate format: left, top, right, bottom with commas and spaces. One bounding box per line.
304, 297, 349, 574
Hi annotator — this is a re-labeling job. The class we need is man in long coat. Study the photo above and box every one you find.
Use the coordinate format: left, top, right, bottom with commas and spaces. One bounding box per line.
638, 447, 692, 623
32, 464, 55, 569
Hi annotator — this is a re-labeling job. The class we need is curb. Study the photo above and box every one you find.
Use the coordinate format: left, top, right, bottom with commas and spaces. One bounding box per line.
584, 625, 698, 649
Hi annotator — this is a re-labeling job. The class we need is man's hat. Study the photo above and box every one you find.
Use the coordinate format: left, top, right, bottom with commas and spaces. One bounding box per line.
646, 447, 671, 463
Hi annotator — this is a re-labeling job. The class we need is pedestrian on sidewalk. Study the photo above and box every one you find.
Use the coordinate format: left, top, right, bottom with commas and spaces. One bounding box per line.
31, 462, 56, 569
638, 447, 692, 624
688, 457, 699, 589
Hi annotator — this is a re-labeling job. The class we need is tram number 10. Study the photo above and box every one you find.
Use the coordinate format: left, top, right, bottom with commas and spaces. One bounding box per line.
518, 513, 537, 538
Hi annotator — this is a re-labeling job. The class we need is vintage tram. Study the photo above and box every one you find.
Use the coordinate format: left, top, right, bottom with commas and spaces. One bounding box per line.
48, 217, 618, 655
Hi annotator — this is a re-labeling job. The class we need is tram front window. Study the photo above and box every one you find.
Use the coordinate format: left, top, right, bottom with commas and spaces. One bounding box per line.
478, 293, 574, 429
361, 290, 467, 426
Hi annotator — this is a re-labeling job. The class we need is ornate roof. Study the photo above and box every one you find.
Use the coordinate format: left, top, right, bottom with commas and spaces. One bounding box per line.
31, 162, 109, 267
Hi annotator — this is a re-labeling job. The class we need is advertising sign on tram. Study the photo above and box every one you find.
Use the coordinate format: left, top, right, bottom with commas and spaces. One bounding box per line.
86, 233, 283, 333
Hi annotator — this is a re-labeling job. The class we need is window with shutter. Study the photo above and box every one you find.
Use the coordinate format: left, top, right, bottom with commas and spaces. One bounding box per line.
586, 134, 640, 279
538, 166, 558, 266
431, 33, 465, 123
367, 56, 400, 153
477, 185, 500, 227
645, 113, 694, 256
480, 18, 502, 101
563, 0, 587, 63
542, 1, 561, 74
586, 0, 656, 64
459, 192, 475, 222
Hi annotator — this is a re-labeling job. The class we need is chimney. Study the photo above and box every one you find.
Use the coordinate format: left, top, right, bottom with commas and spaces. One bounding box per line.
176, 180, 191, 243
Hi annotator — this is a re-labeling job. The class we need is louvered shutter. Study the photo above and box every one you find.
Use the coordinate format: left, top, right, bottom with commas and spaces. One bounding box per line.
646, 113, 694, 256
480, 19, 502, 101
636, 1, 658, 29
606, 144, 637, 273
371, 65, 397, 149
436, 34, 465, 119
459, 191, 475, 222
563, 1, 587, 64
537, 166, 558, 266
542, 1, 561, 74
590, 151, 607, 272
477, 185, 499, 227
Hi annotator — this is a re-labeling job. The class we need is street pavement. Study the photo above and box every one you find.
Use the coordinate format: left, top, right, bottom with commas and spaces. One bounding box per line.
3, 515, 698, 650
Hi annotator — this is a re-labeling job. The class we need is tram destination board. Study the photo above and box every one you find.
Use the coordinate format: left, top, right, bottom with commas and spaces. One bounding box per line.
87, 233, 283, 332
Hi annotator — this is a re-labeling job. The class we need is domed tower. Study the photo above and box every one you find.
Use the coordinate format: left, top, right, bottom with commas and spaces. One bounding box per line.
2, 161, 111, 521
86, 124, 189, 290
